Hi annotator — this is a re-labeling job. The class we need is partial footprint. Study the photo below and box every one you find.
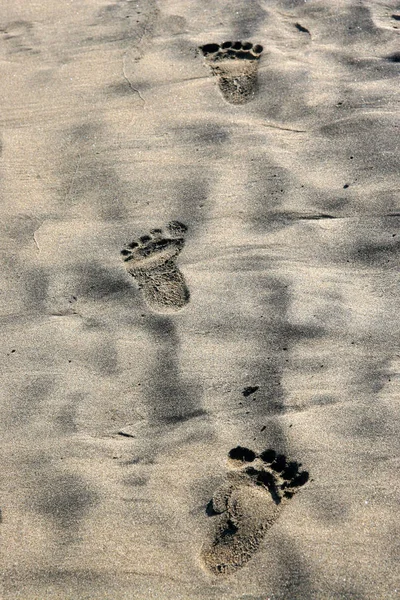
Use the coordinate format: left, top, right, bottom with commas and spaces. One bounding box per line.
200, 41, 263, 105
201, 446, 309, 575
121, 221, 190, 313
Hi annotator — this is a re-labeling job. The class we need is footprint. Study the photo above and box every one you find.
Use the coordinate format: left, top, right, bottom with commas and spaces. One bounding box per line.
201, 446, 309, 575
200, 41, 263, 105
121, 221, 190, 313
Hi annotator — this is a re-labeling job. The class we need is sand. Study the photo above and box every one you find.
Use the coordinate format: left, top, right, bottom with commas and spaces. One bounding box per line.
0, 0, 399, 598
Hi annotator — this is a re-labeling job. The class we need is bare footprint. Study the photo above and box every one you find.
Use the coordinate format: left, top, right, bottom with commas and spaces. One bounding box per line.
201, 446, 309, 575
200, 41, 263, 105
121, 221, 190, 313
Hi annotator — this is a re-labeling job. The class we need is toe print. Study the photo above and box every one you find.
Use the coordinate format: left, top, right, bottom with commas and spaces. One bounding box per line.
200, 41, 263, 105
120, 221, 190, 314
201, 447, 309, 575
228, 446, 257, 463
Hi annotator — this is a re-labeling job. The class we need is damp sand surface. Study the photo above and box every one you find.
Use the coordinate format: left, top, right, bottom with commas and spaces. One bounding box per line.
0, 0, 399, 599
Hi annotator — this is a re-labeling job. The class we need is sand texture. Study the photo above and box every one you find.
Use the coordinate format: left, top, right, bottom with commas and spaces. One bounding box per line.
1, 0, 399, 598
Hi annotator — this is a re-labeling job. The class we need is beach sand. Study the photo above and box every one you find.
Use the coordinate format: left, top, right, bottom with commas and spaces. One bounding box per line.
0, 0, 399, 598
